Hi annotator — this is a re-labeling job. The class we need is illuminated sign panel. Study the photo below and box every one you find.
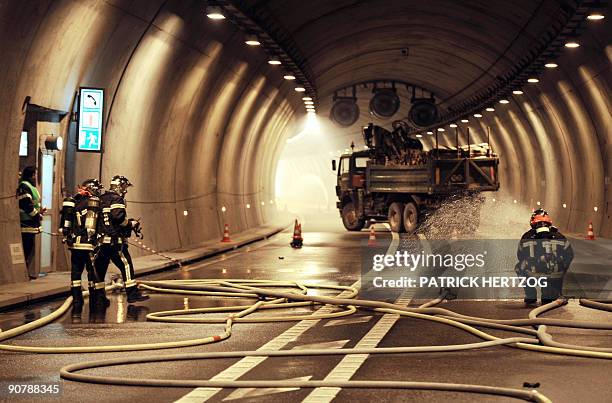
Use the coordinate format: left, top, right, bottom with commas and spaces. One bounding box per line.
77, 87, 104, 152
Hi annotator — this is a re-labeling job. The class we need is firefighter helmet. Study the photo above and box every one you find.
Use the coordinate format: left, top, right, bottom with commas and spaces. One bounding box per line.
80, 178, 104, 197
110, 175, 132, 196
530, 208, 552, 229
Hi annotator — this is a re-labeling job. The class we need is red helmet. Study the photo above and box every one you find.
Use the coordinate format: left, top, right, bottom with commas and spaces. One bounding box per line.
530, 208, 552, 228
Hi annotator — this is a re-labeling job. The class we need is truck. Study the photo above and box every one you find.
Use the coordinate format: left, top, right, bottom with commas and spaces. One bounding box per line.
333, 123, 500, 233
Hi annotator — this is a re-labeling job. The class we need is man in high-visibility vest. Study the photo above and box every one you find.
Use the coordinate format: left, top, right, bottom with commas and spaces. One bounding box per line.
16, 166, 46, 279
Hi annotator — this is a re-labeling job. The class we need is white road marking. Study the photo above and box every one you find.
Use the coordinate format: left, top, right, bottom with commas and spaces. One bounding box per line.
222, 376, 313, 401
174, 282, 360, 403
291, 339, 350, 350
302, 228, 408, 403
323, 316, 372, 327
301, 291, 412, 403
176, 225, 398, 403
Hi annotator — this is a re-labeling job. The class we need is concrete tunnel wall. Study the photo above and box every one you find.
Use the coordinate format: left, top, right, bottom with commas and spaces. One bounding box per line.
0, 0, 301, 283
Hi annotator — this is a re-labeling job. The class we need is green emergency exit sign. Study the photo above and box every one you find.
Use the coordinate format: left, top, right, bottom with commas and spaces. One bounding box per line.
77, 87, 104, 152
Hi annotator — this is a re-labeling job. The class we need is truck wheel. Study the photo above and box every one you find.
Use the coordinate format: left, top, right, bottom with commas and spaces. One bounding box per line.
403, 202, 419, 234
388, 202, 405, 233
341, 202, 365, 231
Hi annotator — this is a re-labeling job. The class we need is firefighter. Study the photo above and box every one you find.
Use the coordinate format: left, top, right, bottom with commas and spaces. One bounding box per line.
515, 209, 574, 305
17, 166, 46, 279
60, 179, 108, 313
94, 175, 149, 303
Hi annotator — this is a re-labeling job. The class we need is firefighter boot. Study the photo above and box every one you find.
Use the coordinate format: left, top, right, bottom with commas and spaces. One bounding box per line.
126, 285, 150, 303
91, 282, 111, 310
71, 285, 84, 315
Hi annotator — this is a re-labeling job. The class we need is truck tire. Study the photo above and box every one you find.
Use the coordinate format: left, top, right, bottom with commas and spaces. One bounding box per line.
403, 202, 419, 234
341, 202, 365, 231
388, 202, 405, 233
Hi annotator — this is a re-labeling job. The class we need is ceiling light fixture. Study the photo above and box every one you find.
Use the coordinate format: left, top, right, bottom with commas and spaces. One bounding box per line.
512, 90, 524, 95
268, 57, 281, 65
244, 35, 261, 46
587, 13, 605, 20
302, 97, 312, 101
499, 99, 509, 104
544, 62, 558, 68
461, 119, 469, 123
449, 123, 457, 128
283, 75, 296, 80
474, 113, 483, 118
527, 78, 539, 83
437, 128, 445, 132
294, 87, 306, 92
427, 131, 433, 135
564, 41, 580, 48
486, 107, 495, 112
206, 6, 225, 19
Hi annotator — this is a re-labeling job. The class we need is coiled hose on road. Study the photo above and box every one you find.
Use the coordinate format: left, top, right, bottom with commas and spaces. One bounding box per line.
1, 279, 611, 402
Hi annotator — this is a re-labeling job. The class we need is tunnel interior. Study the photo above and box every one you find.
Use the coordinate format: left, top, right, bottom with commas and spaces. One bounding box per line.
0, 0, 610, 283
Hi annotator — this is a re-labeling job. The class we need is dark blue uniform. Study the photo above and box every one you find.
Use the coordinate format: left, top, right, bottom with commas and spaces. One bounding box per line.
516, 226, 573, 303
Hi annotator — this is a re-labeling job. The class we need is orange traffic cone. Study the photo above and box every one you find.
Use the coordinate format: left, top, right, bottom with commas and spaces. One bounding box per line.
221, 223, 231, 242
586, 222, 595, 240
290, 219, 303, 248
368, 226, 377, 246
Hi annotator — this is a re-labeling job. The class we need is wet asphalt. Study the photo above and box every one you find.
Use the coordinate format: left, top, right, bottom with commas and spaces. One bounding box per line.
0, 216, 610, 403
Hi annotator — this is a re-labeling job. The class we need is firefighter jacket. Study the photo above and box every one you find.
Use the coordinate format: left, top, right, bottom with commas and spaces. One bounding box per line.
60, 193, 99, 251
17, 180, 42, 233
516, 226, 574, 279
99, 191, 134, 244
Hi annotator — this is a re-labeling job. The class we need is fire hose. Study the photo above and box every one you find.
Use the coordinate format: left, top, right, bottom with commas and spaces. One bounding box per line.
0, 279, 610, 402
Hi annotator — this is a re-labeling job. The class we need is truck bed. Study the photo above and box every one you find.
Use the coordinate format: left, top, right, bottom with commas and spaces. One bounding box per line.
366, 156, 499, 195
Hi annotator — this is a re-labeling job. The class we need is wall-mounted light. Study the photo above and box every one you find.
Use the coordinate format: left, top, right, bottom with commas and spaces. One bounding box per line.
221, 206, 227, 212
527, 78, 539, 83
268, 57, 281, 65
536, 201, 541, 206
594, 206, 599, 212
283, 75, 296, 80
245, 34, 261, 46
41, 135, 63, 151
261, 201, 265, 206
206, 6, 225, 19
562, 203, 567, 208
183, 210, 189, 216
246, 203, 251, 209
513, 200, 518, 204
